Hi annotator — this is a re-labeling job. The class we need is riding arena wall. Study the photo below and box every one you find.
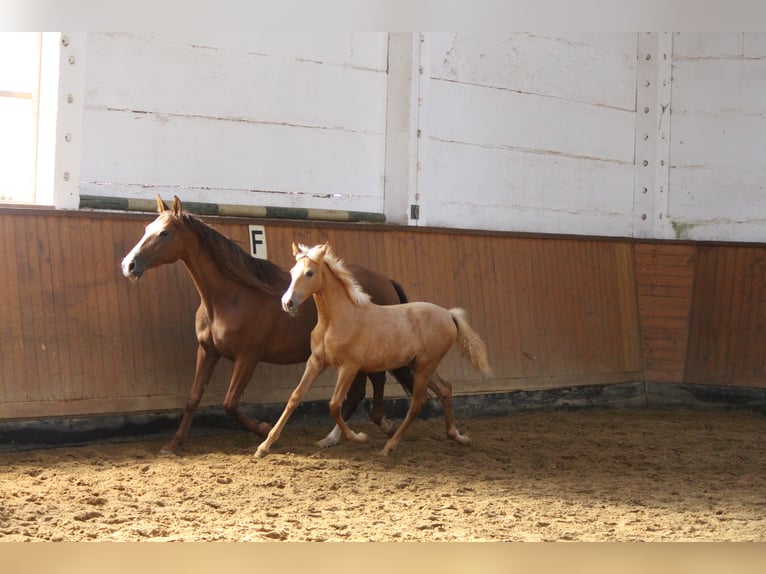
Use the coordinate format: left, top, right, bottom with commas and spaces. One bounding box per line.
1, 206, 765, 428
2, 33, 766, 434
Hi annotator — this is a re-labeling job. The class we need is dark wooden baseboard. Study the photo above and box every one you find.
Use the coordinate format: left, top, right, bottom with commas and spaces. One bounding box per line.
2, 382, 765, 452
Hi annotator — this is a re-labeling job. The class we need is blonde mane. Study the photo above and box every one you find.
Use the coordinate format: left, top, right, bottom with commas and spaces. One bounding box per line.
298, 243, 372, 306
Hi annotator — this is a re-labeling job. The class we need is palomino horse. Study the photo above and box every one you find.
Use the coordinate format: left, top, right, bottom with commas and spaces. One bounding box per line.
121, 195, 417, 454
255, 242, 492, 457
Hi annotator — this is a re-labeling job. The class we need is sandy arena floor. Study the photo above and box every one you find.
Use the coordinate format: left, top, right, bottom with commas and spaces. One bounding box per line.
1, 408, 765, 541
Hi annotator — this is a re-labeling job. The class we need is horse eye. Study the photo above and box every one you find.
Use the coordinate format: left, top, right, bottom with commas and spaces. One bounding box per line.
305, 269, 314, 278
159, 230, 169, 237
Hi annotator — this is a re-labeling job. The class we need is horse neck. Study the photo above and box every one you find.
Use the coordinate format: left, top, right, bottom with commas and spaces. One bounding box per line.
180, 238, 250, 316
313, 265, 360, 327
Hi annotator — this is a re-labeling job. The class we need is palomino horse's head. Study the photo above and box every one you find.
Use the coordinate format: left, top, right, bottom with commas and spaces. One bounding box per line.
281, 242, 328, 316
121, 195, 190, 280
282, 242, 372, 316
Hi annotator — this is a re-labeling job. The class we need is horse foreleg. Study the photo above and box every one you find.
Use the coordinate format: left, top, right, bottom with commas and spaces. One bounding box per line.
255, 354, 326, 458
381, 370, 432, 456
223, 356, 271, 437
328, 366, 368, 444
161, 345, 220, 455
316, 371, 367, 448
428, 371, 469, 445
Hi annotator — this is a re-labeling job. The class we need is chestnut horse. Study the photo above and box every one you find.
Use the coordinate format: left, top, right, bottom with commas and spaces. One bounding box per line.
255, 242, 492, 457
121, 195, 417, 454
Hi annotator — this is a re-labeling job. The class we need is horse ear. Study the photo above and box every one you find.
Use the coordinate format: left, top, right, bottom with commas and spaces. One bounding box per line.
156, 195, 170, 213
292, 242, 300, 256
172, 195, 183, 216
317, 242, 329, 258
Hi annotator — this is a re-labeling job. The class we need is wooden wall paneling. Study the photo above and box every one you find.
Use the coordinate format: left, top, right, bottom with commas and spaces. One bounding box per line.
727, 247, 747, 376
734, 247, 764, 381
513, 238, 537, 379
14, 215, 46, 401
382, 231, 417, 300
502, 237, 523, 377
746, 248, 766, 378
539, 237, 565, 376
685, 245, 766, 387
111, 221, 133, 402
448, 233, 476, 382
61, 216, 88, 399
635, 243, 696, 383
690, 245, 729, 382
44, 215, 72, 400
75, 217, 104, 400
605, 242, 637, 373
372, 228, 388, 287
472, 234, 500, 384
580, 240, 603, 371
574, 239, 597, 372
16, 209, 766, 422
92, 217, 121, 400
482, 236, 505, 377
540, 238, 565, 375
613, 242, 642, 372
34, 215, 62, 401
0, 216, 25, 402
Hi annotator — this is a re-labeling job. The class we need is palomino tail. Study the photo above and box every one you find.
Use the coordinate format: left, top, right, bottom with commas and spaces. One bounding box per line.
449, 308, 493, 377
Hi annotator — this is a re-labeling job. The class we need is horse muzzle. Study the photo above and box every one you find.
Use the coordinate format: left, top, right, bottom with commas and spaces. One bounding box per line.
281, 292, 300, 316
121, 256, 144, 280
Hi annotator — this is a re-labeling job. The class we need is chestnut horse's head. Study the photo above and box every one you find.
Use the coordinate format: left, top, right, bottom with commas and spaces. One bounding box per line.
121, 195, 190, 280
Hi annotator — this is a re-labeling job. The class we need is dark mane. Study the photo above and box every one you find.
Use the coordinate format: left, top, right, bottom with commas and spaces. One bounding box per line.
182, 213, 288, 296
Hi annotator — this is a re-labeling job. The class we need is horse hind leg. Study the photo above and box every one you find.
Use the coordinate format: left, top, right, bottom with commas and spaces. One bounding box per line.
428, 371, 469, 445
317, 370, 396, 448
317, 371, 367, 448
327, 366, 369, 445
223, 356, 272, 438
381, 370, 432, 456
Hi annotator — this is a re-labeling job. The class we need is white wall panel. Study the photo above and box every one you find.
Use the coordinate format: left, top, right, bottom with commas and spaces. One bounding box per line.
106, 32, 389, 71
79, 33, 388, 211
744, 33, 766, 57
80, 108, 385, 212
428, 79, 635, 164
84, 33, 387, 133
671, 59, 766, 116
429, 33, 637, 110
421, 139, 635, 236
417, 32, 638, 234
667, 32, 766, 241
672, 33, 741, 58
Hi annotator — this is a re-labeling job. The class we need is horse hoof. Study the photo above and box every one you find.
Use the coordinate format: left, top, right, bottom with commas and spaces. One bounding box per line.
453, 434, 470, 445
159, 446, 179, 457
316, 437, 339, 449
352, 431, 368, 443
379, 419, 397, 437
254, 445, 269, 458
